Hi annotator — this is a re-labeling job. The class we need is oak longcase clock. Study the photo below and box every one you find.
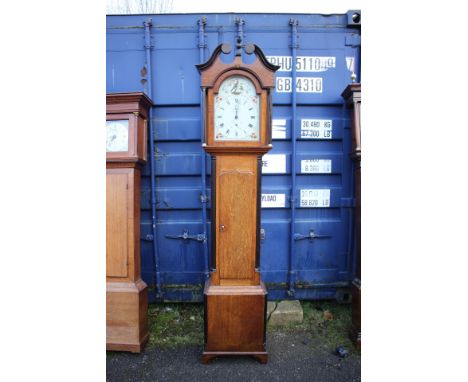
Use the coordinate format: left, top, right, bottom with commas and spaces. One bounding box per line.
106, 92, 151, 353
197, 39, 279, 364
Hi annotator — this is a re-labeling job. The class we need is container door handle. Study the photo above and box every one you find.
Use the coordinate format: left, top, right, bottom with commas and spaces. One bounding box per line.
165, 229, 206, 242
294, 229, 331, 241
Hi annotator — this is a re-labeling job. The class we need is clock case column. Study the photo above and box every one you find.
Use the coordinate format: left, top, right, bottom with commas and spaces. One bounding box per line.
197, 42, 279, 364
106, 93, 152, 353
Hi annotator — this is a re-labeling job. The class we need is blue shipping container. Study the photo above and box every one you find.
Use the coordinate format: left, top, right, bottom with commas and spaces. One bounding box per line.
106, 11, 361, 302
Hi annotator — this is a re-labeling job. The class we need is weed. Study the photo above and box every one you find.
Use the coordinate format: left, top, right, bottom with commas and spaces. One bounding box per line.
301, 301, 357, 353
147, 303, 203, 348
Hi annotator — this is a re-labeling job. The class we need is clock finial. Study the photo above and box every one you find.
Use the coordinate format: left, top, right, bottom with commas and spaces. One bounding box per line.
235, 36, 242, 56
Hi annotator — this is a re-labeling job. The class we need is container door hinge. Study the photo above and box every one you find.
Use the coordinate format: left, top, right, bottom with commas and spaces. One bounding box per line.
200, 193, 209, 203
260, 228, 266, 241
294, 230, 331, 241
165, 229, 206, 243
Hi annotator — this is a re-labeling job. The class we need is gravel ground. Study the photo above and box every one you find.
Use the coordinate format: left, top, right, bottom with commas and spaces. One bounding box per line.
107, 331, 360, 382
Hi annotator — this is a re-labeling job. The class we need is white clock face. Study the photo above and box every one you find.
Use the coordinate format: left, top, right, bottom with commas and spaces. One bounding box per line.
214, 75, 260, 141
106, 120, 129, 152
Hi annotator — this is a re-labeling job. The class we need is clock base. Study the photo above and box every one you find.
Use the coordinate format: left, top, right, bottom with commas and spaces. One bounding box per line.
201, 351, 268, 364
106, 279, 149, 353
106, 333, 149, 353
203, 279, 267, 363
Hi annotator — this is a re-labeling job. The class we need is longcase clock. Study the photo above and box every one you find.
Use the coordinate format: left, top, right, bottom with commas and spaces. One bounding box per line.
197, 40, 279, 364
106, 92, 152, 353
342, 83, 361, 348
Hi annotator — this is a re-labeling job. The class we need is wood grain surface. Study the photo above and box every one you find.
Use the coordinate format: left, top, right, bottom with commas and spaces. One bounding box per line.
198, 45, 278, 363
218, 156, 257, 281
106, 172, 129, 278
203, 280, 267, 361
106, 93, 151, 353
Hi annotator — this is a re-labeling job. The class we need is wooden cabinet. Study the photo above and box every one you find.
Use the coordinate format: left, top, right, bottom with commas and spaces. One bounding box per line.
197, 41, 279, 363
106, 92, 152, 353
342, 84, 361, 349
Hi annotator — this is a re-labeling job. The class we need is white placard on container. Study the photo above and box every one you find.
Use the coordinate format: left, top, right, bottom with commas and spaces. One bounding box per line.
300, 119, 332, 139
266, 56, 336, 72
301, 159, 332, 174
346, 56, 355, 73
261, 194, 286, 208
300, 189, 330, 208
262, 154, 287, 174
276, 77, 323, 93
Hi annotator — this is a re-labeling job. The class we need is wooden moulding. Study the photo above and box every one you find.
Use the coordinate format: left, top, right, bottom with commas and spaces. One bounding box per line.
202, 279, 268, 364
106, 92, 151, 165
106, 92, 152, 119
196, 46, 279, 89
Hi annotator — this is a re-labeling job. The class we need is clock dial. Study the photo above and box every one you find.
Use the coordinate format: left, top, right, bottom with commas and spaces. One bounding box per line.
106, 120, 129, 152
214, 75, 260, 141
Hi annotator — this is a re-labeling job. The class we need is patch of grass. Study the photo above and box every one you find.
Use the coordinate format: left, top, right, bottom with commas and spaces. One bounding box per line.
301, 301, 358, 352
147, 303, 204, 348
268, 300, 357, 354
302, 301, 355, 349
146, 300, 358, 354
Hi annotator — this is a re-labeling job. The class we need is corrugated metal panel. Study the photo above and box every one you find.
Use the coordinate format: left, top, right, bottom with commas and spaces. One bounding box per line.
106, 12, 361, 302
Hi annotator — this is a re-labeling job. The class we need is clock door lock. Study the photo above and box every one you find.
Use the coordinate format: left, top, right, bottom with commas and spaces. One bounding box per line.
219, 224, 226, 232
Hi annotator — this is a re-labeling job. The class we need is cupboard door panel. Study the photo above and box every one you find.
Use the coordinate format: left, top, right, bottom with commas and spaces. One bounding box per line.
107, 172, 129, 278
217, 156, 257, 281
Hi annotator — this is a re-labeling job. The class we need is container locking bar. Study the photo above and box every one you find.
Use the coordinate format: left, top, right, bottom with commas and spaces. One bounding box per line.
294, 230, 331, 241
165, 229, 206, 242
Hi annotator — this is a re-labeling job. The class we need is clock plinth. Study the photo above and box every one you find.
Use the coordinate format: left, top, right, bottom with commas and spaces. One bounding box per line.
202, 280, 268, 364
106, 93, 152, 353
197, 42, 279, 363
106, 279, 149, 353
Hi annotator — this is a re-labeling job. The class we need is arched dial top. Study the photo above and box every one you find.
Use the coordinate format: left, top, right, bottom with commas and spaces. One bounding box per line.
214, 75, 260, 141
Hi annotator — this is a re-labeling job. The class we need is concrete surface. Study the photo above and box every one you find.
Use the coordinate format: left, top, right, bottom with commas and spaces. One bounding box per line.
266, 301, 277, 320
269, 300, 303, 326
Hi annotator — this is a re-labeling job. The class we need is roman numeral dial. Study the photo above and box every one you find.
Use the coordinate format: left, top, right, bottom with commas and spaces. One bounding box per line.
214, 75, 260, 141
